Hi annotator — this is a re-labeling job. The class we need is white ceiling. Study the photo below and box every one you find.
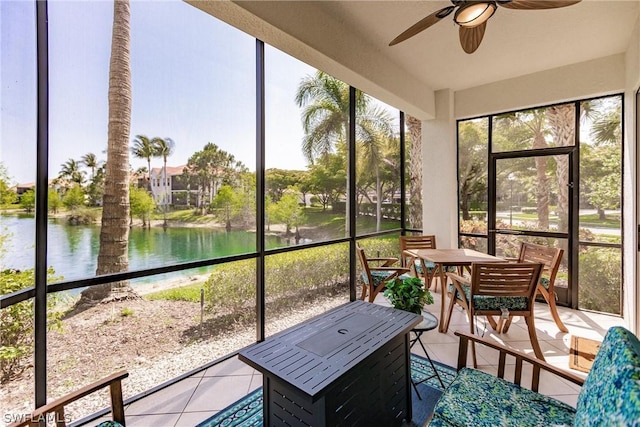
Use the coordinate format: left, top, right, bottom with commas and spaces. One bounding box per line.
308, 0, 638, 91
194, 0, 638, 116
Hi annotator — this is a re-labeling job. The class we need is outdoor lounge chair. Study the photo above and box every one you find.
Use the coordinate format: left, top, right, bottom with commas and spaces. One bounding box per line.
444, 262, 544, 366
356, 244, 410, 303
428, 326, 640, 426
8, 371, 128, 427
505, 242, 567, 333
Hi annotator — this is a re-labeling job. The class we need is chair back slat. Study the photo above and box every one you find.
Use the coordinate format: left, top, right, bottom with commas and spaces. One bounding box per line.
399, 235, 437, 250
472, 262, 542, 298
518, 242, 563, 278
356, 245, 373, 283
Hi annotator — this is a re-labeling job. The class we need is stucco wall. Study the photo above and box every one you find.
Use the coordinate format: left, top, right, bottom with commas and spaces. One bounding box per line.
625, 14, 639, 332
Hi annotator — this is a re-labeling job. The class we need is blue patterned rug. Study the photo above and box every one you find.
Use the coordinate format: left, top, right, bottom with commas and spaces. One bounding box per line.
197, 354, 457, 427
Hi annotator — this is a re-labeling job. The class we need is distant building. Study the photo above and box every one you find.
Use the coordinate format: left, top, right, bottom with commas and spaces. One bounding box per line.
14, 182, 35, 196
149, 165, 195, 206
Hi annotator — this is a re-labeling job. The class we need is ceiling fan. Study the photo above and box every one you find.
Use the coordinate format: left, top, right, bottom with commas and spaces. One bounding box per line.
389, 0, 582, 54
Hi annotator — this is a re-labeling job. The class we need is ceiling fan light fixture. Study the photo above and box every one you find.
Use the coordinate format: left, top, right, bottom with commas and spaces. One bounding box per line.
454, 2, 497, 28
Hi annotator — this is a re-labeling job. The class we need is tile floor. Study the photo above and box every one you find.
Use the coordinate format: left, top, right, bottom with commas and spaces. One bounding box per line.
88, 289, 625, 427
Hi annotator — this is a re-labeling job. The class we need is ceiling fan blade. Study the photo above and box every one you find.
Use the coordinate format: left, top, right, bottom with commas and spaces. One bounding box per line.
389, 6, 455, 46
459, 22, 487, 54
497, 0, 581, 10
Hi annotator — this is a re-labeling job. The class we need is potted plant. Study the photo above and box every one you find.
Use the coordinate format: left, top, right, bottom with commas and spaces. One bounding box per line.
383, 276, 434, 314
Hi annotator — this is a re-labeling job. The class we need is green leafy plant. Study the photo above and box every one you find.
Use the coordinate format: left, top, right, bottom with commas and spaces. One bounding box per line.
0, 267, 63, 382
383, 276, 433, 315
120, 307, 135, 317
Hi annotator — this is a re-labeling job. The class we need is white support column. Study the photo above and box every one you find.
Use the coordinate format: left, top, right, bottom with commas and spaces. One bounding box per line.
422, 89, 458, 249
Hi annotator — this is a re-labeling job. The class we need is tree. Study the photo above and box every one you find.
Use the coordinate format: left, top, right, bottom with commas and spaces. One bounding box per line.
78, 0, 136, 307
405, 115, 422, 229
214, 184, 239, 231
86, 163, 106, 207
266, 169, 305, 202
355, 102, 394, 231
19, 189, 35, 213
498, 110, 551, 228
581, 101, 622, 220
547, 104, 575, 232
129, 185, 155, 227
458, 120, 487, 221
81, 152, 99, 181
131, 135, 155, 191
306, 152, 346, 211
48, 188, 62, 214
59, 158, 85, 186
296, 73, 396, 232
184, 143, 236, 214
153, 136, 174, 225
272, 190, 305, 240
0, 164, 17, 206
61, 185, 85, 210
295, 71, 367, 234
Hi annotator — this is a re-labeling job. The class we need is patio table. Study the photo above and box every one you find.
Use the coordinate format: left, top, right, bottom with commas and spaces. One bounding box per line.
402, 248, 504, 332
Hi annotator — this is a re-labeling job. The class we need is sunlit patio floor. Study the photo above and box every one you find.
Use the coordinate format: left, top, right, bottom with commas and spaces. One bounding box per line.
87, 289, 625, 427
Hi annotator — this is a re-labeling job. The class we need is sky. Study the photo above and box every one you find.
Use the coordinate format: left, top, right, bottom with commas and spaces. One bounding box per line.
1, 0, 334, 185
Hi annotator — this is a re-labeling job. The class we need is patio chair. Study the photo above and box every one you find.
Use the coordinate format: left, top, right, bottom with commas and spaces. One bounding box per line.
9, 371, 128, 427
504, 242, 567, 333
399, 235, 439, 290
356, 244, 410, 303
444, 262, 544, 367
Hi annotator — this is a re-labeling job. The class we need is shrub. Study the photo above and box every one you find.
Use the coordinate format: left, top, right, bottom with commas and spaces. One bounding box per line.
66, 208, 98, 225
579, 247, 621, 314
146, 282, 203, 303
204, 244, 351, 315
0, 268, 63, 382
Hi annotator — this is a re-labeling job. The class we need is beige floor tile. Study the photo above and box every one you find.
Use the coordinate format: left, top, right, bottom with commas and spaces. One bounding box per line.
175, 410, 216, 426
183, 375, 254, 412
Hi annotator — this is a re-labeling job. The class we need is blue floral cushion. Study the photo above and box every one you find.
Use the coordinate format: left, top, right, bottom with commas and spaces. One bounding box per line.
539, 276, 550, 290
362, 270, 389, 286
574, 326, 640, 426
96, 421, 124, 427
415, 260, 436, 275
362, 271, 410, 288
430, 367, 576, 426
448, 283, 529, 311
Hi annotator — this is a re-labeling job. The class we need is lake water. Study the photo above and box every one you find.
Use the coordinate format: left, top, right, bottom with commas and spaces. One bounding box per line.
1, 214, 278, 288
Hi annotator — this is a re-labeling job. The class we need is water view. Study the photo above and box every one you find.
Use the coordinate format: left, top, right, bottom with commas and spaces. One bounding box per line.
1, 214, 277, 287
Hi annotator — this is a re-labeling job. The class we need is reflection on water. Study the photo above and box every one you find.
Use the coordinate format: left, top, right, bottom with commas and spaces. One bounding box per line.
1, 214, 275, 286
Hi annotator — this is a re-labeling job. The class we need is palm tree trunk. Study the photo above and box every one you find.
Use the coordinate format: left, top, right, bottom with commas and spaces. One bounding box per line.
78, 0, 136, 307
533, 131, 550, 229
147, 159, 152, 192
548, 104, 575, 233
375, 166, 382, 232
162, 158, 168, 227
406, 115, 423, 229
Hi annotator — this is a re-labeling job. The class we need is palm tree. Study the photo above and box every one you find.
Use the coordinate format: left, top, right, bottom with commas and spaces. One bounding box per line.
81, 152, 99, 182
295, 71, 372, 234
356, 103, 394, 231
153, 137, 174, 225
406, 115, 422, 229
131, 135, 156, 191
547, 104, 575, 233
59, 158, 85, 185
78, 0, 135, 307
503, 110, 550, 229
